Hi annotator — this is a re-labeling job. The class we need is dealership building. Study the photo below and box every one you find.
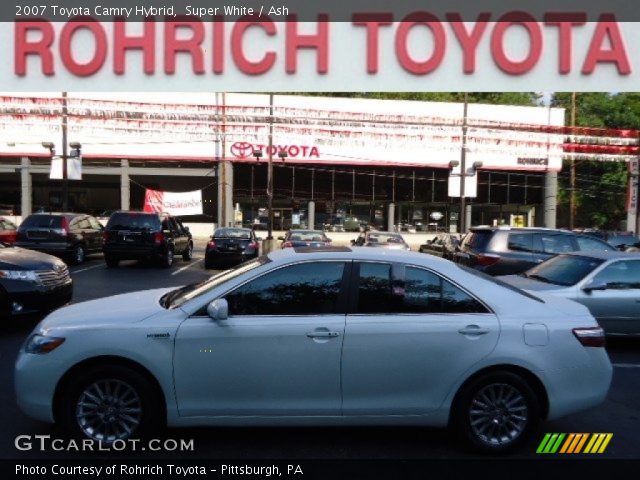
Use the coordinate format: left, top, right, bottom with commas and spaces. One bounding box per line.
0, 92, 570, 231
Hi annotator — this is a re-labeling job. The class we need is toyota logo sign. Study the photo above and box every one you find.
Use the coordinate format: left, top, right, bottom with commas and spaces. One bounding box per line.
230, 142, 254, 159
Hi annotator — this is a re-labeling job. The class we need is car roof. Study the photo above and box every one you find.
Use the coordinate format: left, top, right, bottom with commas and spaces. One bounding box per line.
563, 251, 640, 260
267, 246, 449, 265
470, 226, 571, 233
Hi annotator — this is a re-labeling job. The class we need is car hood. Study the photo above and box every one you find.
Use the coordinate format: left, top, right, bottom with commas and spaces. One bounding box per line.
38, 287, 174, 331
497, 274, 567, 292
0, 246, 65, 270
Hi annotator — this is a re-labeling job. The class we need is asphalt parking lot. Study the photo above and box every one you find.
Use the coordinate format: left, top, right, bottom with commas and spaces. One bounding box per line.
0, 246, 639, 460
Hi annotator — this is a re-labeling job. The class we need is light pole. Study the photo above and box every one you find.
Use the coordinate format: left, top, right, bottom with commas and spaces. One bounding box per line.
459, 92, 469, 234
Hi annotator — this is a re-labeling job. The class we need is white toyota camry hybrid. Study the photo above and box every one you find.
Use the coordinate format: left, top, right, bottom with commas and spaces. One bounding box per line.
15, 247, 612, 453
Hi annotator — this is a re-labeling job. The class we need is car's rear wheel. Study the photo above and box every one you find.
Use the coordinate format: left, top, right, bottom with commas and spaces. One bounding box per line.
452, 371, 540, 454
105, 256, 119, 268
58, 365, 162, 443
160, 248, 174, 268
182, 242, 193, 261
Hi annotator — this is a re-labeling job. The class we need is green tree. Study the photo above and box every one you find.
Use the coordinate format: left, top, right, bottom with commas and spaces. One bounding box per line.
552, 93, 635, 229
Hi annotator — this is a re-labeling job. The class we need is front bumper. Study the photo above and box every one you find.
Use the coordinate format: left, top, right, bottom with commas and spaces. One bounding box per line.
3, 280, 73, 316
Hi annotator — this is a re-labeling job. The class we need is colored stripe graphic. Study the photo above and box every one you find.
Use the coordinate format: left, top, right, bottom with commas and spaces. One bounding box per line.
538, 433, 613, 454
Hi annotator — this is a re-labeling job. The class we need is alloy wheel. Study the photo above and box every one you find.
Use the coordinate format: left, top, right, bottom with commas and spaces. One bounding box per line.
468, 383, 529, 447
75, 379, 142, 442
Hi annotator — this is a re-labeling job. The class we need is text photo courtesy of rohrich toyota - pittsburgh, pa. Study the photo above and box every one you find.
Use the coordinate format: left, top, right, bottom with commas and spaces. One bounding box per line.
2, 3, 640, 480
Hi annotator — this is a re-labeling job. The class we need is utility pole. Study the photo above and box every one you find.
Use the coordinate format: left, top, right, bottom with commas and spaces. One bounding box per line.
267, 93, 274, 240
570, 92, 577, 229
61, 91, 69, 211
459, 92, 469, 233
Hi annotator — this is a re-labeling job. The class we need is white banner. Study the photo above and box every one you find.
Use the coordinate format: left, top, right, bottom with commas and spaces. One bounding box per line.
143, 189, 203, 216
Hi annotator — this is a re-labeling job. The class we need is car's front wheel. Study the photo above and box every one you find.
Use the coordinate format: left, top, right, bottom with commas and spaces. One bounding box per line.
58, 365, 162, 443
452, 371, 540, 454
71, 244, 85, 265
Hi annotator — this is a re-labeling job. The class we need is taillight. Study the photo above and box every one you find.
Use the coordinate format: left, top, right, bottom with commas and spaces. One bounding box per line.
282, 241, 293, 248
207, 240, 216, 248
154, 232, 164, 244
103, 231, 110, 242
476, 253, 500, 267
573, 327, 606, 348
248, 241, 258, 249
52, 217, 70, 237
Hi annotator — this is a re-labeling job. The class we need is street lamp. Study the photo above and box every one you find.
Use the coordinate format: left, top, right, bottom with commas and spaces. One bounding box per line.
253, 150, 263, 162
278, 151, 288, 162
41, 142, 55, 153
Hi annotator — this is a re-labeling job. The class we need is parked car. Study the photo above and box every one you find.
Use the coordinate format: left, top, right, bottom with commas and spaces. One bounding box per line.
583, 231, 640, 251
0, 217, 18, 244
205, 228, 260, 269
0, 242, 72, 318
102, 211, 193, 268
279, 230, 332, 248
15, 248, 611, 453
15, 213, 104, 265
498, 251, 640, 336
453, 227, 615, 276
351, 231, 410, 250
419, 233, 461, 260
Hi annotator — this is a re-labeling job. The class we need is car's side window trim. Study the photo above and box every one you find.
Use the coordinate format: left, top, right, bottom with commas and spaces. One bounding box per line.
189, 259, 352, 318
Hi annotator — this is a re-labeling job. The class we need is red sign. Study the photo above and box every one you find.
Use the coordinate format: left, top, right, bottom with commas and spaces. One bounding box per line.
230, 142, 320, 160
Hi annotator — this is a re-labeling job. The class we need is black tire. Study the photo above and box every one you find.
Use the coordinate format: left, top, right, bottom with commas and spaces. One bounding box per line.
182, 242, 193, 261
451, 371, 540, 454
160, 248, 174, 268
71, 244, 85, 265
105, 256, 119, 268
57, 364, 163, 443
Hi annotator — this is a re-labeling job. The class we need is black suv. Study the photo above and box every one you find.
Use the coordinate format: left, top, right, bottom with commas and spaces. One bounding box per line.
15, 213, 104, 265
453, 227, 615, 276
103, 211, 193, 268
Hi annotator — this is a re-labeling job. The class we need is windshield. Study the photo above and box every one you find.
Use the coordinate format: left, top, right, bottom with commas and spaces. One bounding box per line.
367, 233, 404, 244
161, 257, 270, 309
289, 231, 326, 241
524, 255, 604, 286
215, 228, 251, 239
609, 235, 638, 246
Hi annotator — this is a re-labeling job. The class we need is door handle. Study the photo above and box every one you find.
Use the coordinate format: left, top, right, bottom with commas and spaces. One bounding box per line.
458, 325, 490, 336
306, 331, 340, 339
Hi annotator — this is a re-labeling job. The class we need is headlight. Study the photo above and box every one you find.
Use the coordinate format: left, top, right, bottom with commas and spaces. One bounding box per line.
0, 270, 39, 282
24, 334, 65, 354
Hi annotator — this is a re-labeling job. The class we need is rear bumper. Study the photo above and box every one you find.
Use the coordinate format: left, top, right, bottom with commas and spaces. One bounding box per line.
103, 244, 165, 259
14, 242, 73, 255
205, 249, 257, 265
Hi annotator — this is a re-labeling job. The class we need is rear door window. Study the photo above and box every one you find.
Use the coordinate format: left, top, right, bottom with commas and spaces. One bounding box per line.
356, 262, 398, 313
508, 233, 534, 252
533, 233, 576, 254
576, 236, 613, 252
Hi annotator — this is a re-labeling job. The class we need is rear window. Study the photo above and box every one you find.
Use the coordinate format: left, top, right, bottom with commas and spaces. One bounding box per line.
462, 230, 493, 251
457, 264, 545, 303
215, 228, 251, 239
106, 213, 161, 231
19, 215, 64, 229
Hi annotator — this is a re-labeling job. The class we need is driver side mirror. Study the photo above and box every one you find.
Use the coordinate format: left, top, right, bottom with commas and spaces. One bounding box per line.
206, 298, 228, 320
350, 239, 356, 246
582, 280, 608, 293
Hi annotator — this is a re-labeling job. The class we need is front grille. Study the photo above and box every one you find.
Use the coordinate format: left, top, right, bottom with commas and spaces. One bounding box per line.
36, 266, 71, 287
